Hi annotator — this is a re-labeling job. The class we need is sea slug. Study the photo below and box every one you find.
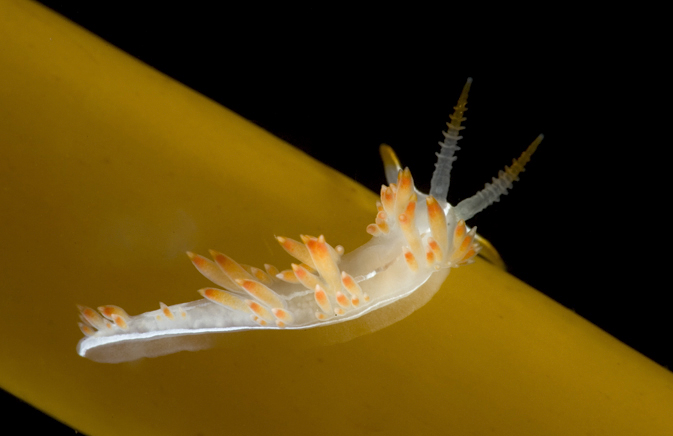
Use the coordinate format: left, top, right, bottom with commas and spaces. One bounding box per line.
76, 78, 542, 363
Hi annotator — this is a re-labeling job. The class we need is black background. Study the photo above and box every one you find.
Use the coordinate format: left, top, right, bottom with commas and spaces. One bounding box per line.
3, 3, 667, 434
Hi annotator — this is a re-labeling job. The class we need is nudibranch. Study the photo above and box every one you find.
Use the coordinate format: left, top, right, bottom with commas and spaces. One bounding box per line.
77, 78, 542, 363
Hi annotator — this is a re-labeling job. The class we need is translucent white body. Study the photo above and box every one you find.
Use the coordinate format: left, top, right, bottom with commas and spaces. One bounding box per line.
76, 79, 542, 363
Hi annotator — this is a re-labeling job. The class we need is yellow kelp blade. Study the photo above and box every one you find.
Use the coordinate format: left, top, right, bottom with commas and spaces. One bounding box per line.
1, 2, 672, 435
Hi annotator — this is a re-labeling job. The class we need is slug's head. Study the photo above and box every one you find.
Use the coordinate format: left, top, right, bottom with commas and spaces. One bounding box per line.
367, 78, 543, 271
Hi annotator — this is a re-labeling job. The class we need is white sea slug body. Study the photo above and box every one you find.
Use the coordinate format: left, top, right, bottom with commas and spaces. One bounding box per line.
76, 79, 543, 363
